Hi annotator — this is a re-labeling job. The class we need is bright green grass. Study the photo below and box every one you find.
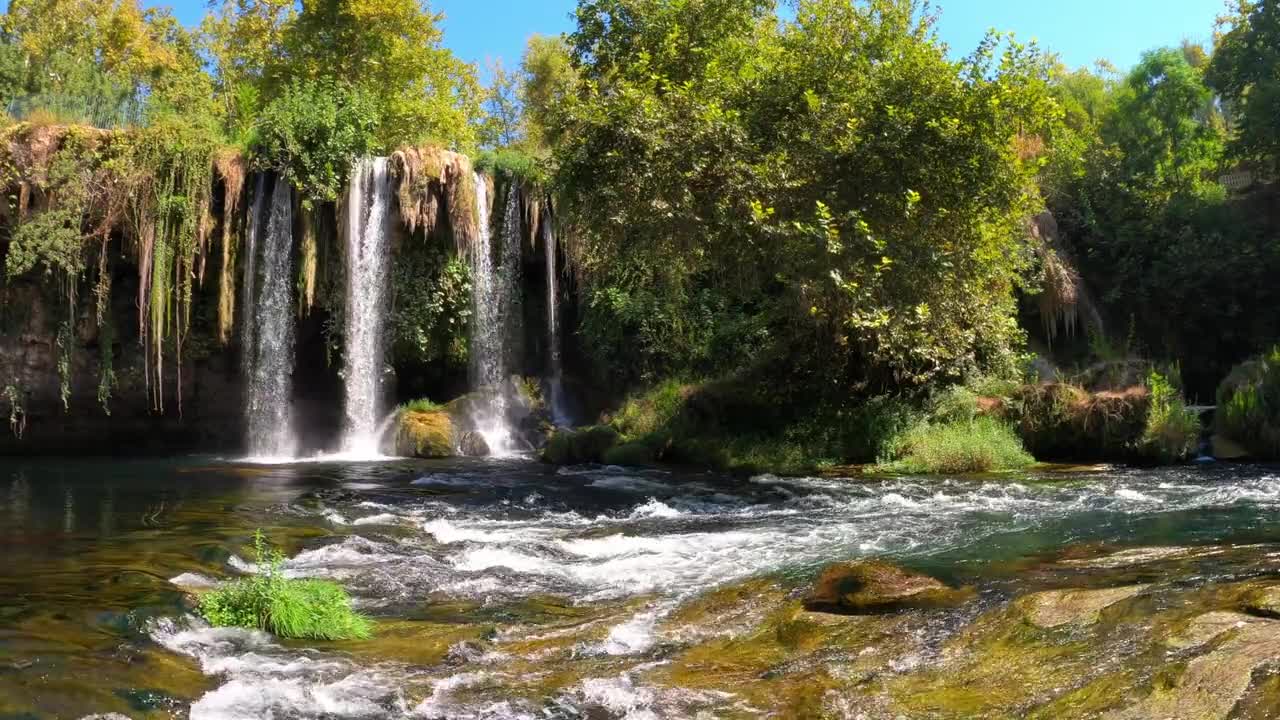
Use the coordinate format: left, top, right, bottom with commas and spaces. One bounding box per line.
876, 416, 1035, 475
200, 531, 372, 641
398, 397, 444, 413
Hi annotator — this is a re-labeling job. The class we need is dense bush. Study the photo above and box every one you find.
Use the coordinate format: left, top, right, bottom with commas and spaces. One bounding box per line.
1217, 347, 1280, 459
200, 531, 372, 641
254, 78, 378, 204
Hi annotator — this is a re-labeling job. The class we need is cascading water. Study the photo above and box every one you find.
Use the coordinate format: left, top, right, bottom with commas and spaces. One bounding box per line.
339, 158, 393, 455
467, 173, 521, 456
543, 217, 572, 426
242, 177, 297, 458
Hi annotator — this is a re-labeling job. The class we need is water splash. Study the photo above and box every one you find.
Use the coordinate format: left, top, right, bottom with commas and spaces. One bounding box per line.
339, 158, 393, 456
242, 176, 297, 459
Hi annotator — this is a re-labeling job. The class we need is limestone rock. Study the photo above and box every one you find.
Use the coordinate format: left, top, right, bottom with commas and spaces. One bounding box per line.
1018, 585, 1148, 628
396, 410, 454, 458
803, 560, 971, 614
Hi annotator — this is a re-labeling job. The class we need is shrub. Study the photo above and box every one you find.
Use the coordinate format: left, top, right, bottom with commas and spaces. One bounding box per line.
1138, 369, 1200, 463
200, 531, 372, 641
876, 416, 1035, 475
1217, 347, 1280, 459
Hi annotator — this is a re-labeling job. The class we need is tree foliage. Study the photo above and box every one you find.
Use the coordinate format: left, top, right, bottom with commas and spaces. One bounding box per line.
1207, 0, 1280, 172
553, 0, 1049, 393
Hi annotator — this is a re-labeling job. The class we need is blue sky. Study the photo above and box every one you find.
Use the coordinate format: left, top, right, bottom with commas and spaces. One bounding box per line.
2, 0, 1225, 75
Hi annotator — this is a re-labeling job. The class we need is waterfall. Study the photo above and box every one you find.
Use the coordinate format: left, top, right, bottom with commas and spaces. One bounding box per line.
543, 217, 571, 426
467, 173, 521, 456
339, 157, 393, 455
242, 177, 297, 458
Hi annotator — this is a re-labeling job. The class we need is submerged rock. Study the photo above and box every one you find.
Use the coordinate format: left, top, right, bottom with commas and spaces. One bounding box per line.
803, 560, 970, 614
396, 410, 454, 458
1018, 585, 1148, 628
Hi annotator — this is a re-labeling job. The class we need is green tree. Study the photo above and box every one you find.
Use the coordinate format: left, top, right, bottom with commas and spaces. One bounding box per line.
1207, 0, 1280, 173
478, 60, 523, 148
520, 34, 577, 154
556, 0, 1052, 391
272, 0, 482, 150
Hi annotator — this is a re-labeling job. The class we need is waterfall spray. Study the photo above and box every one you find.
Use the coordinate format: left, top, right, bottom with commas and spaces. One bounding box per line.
339, 157, 393, 455
242, 177, 297, 458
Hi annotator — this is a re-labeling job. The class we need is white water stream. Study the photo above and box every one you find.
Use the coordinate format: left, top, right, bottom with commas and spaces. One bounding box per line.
339, 157, 394, 457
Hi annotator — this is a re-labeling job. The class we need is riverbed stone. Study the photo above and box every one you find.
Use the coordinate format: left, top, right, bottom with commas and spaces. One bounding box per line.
1242, 585, 1280, 618
803, 560, 970, 614
1105, 613, 1280, 720
396, 410, 454, 458
1018, 585, 1148, 628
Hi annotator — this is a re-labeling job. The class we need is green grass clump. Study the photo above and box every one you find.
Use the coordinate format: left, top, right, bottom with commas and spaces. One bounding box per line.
1217, 347, 1280, 459
1138, 368, 1200, 463
399, 397, 445, 413
200, 531, 372, 641
876, 416, 1035, 474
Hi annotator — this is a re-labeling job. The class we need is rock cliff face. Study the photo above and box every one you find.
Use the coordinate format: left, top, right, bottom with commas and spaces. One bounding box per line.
0, 279, 243, 456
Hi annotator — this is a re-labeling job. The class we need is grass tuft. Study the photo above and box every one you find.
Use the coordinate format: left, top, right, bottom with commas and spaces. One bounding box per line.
200, 531, 372, 641
876, 416, 1035, 475
399, 397, 445, 413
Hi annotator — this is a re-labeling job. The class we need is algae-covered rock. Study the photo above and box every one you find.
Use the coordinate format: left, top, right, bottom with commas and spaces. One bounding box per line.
1105, 614, 1280, 720
1242, 585, 1280, 618
1018, 585, 1148, 628
803, 560, 970, 614
601, 441, 654, 467
541, 425, 620, 464
396, 410, 454, 458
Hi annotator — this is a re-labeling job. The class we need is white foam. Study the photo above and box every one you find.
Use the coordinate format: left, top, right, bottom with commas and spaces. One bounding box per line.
170, 572, 220, 589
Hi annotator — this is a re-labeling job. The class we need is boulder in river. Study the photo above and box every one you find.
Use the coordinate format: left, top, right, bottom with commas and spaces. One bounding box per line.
396, 409, 454, 458
803, 560, 971, 614
458, 431, 490, 457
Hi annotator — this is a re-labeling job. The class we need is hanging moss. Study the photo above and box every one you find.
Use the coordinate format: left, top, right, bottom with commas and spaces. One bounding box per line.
214, 149, 247, 345
390, 146, 447, 235
298, 203, 318, 314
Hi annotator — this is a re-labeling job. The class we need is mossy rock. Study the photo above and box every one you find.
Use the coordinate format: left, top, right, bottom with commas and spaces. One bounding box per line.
1017, 585, 1148, 629
601, 441, 655, 467
803, 560, 971, 614
1242, 585, 1280, 619
541, 425, 620, 464
396, 410, 454, 458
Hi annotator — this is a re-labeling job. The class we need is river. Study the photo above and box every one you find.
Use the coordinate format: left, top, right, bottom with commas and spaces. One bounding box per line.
2, 458, 1279, 718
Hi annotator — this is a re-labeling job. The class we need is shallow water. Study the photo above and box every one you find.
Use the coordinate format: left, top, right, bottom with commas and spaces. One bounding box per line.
2, 458, 1280, 718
